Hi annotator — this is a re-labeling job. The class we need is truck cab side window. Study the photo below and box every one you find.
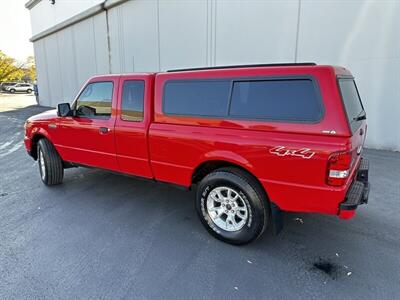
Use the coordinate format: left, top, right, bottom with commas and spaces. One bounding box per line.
121, 80, 145, 122
76, 82, 113, 118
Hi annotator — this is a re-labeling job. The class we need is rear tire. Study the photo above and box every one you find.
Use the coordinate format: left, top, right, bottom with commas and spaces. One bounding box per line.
37, 139, 64, 185
195, 167, 269, 245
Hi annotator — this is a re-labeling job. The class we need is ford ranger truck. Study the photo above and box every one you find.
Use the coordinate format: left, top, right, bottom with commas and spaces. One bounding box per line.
24, 63, 370, 245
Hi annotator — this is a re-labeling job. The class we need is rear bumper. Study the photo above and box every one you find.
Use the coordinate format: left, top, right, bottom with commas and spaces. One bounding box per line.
338, 158, 370, 219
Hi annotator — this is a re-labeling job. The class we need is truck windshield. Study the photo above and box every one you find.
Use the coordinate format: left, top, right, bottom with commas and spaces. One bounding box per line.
338, 79, 365, 132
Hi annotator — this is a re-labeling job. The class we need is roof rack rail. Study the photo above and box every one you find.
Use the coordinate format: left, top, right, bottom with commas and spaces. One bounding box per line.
167, 62, 317, 72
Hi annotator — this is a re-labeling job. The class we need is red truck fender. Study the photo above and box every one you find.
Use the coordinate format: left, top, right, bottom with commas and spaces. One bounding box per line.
193, 150, 254, 179
28, 127, 52, 159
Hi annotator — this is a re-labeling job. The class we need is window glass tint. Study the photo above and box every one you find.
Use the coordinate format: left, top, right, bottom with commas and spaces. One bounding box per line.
164, 80, 231, 116
76, 82, 113, 118
230, 79, 322, 121
121, 80, 145, 121
338, 79, 364, 125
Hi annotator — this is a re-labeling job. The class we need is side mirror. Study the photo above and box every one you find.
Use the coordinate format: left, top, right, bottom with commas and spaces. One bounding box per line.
57, 103, 72, 117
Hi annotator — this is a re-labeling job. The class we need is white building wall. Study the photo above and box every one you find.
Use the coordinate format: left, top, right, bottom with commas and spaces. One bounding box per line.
297, 0, 400, 151
30, 0, 103, 36
71, 13, 109, 84
56, 26, 79, 103
33, 39, 51, 104
107, 0, 159, 73
29, 0, 400, 151
158, 0, 209, 70
215, 1, 299, 65
33, 11, 109, 104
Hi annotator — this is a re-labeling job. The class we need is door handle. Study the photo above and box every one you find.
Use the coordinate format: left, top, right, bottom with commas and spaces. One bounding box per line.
99, 127, 110, 134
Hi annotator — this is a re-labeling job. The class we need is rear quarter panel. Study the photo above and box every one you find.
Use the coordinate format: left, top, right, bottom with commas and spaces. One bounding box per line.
149, 66, 353, 214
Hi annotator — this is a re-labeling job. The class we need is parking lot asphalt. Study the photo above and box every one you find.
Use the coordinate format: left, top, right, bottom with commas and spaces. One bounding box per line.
0, 96, 399, 299
0, 92, 37, 112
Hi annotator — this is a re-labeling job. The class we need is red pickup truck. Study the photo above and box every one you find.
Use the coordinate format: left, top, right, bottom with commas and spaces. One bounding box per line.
24, 63, 370, 244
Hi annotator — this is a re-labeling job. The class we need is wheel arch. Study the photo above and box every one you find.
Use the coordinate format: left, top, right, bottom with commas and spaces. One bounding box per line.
191, 159, 270, 201
31, 133, 46, 160
30, 132, 49, 160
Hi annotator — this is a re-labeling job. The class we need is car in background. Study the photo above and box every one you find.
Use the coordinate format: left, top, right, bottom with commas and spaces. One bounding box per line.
4, 83, 34, 94
0, 82, 18, 92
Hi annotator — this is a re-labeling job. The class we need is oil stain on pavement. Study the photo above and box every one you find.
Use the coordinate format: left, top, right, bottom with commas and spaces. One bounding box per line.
312, 259, 340, 279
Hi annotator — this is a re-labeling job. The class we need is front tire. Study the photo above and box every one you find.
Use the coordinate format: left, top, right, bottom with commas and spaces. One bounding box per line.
196, 168, 269, 245
37, 139, 64, 185
9, 89, 15, 94
27, 89, 32, 93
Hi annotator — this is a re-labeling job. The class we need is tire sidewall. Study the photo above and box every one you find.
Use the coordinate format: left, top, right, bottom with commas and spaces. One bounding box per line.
196, 173, 265, 244
37, 142, 48, 184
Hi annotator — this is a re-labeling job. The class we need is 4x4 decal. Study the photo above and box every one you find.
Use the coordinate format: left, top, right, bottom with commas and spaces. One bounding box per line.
269, 146, 315, 159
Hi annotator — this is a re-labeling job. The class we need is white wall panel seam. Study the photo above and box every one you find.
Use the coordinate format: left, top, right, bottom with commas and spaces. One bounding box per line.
92, 17, 98, 74
294, 0, 302, 63
105, 9, 112, 73
205, 0, 209, 66
156, 0, 161, 71
213, 0, 217, 66
35, 40, 50, 105
55, 33, 65, 100
209, 0, 216, 66
71, 26, 79, 89
43, 39, 52, 105
117, 7, 122, 73
119, 7, 125, 73
206, 0, 213, 66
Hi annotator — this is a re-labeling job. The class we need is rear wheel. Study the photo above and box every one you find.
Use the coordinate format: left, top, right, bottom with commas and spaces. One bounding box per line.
37, 139, 64, 185
27, 89, 32, 93
195, 167, 269, 245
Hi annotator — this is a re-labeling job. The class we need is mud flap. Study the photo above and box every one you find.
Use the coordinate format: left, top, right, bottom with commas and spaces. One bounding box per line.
270, 202, 284, 235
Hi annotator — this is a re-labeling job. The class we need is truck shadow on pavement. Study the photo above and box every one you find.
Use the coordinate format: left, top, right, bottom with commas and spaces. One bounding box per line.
0, 104, 52, 116
46, 163, 385, 283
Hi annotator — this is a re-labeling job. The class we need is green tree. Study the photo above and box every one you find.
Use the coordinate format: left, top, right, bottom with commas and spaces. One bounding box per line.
0, 51, 36, 82
0, 50, 23, 82
25, 56, 37, 81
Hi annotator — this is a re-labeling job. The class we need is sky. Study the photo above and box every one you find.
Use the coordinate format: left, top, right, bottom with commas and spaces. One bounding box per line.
0, 0, 34, 62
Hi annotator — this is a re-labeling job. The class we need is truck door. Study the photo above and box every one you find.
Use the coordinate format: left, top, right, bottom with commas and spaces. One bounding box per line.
57, 77, 119, 171
114, 75, 153, 178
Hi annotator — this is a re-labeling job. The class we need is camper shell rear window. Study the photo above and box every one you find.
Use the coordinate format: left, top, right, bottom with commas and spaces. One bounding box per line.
338, 78, 365, 133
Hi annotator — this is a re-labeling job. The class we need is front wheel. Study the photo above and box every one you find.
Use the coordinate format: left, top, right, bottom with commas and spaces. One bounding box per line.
37, 139, 64, 185
27, 89, 32, 93
196, 168, 269, 245
9, 89, 15, 94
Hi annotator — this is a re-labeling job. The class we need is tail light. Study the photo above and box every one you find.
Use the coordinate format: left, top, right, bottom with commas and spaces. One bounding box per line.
327, 151, 352, 186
